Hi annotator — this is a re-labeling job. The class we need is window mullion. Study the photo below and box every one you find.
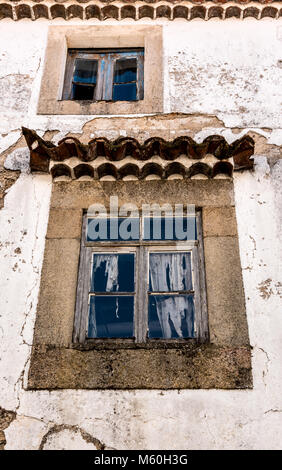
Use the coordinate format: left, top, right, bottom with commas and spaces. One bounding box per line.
73, 214, 87, 342
135, 246, 148, 343
142, 246, 149, 342
192, 246, 201, 342
196, 212, 209, 342
73, 244, 92, 343
82, 248, 93, 341
95, 57, 105, 101
103, 54, 114, 101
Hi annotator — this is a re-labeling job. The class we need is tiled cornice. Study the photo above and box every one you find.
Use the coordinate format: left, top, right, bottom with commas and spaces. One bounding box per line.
23, 127, 254, 181
0, 1, 281, 21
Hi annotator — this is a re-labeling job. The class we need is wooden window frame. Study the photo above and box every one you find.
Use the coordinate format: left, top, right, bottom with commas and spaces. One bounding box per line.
62, 48, 144, 102
73, 212, 208, 345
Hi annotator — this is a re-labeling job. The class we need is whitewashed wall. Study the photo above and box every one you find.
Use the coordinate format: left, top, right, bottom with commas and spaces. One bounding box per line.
0, 17, 281, 450
1, 19, 282, 138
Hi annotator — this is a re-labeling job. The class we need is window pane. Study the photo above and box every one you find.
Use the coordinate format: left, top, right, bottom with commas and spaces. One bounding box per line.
72, 59, 97, 100
87, 218, 140, 242
91, 253, 135, 293
88, 296, 134, 338
149, 252, 193, 292
73, 59, 98, 84
112, 83, 137, 101
148, 295, 195, 339
72, 84, 95, 100
114, 58, 137, 84
143, 217, 197, 241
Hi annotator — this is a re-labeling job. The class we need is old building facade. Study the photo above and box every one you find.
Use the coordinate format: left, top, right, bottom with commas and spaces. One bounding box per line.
0, 0, 281, 450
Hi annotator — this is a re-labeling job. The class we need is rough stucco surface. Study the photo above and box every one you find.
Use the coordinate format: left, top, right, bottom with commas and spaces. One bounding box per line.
0, 17, 282, 449
165, 22, 282, 128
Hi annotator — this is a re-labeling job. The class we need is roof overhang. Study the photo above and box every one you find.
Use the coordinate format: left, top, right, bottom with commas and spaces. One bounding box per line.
23, 127, 254, 181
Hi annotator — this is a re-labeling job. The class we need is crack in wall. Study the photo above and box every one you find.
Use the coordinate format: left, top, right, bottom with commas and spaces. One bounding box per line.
264, 409, 282, 415
16, 176, 52, 403
19, 176, 42, 348
258, 347, 270, 387
39, 424, 105, 451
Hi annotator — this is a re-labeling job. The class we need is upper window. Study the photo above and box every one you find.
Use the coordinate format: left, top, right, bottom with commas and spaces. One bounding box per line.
73, 213, 208, 344
62, 49, 144, 102
37, 25, 163, 115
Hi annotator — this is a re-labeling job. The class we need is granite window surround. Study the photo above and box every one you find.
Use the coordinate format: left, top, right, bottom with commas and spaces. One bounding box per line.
37, 25, 163, 115
27, 178, 253, 390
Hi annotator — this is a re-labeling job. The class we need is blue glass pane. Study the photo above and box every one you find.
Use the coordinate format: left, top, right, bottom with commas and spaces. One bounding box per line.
72, 84, 94, 100
88, 296, 134, 338
148, 295, 194, 339
73, 59, 98, 84
143, 217, 197, 241
149, 252, 192, 292
113, 83, 137, 101
91, 253, 135, 293
87, 218, 140, 242
114, 58, 137, 84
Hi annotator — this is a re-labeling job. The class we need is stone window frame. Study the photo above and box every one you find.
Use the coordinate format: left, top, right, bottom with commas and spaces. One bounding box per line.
37, 25, 163, 115
27, 179, 252, 390
73, 212, 208, 345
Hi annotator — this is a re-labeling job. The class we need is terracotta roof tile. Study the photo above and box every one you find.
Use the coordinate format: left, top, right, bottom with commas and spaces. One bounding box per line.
23, 127, 254, 180
1, 1, 280, 22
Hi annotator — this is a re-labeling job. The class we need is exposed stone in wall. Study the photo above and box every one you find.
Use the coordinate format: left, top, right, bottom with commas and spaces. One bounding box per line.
0, 137, 27, 209
247, 132, 282, 165
23, 113, 282, 162
59, 113, 226, 144
0, 407, 16, 450
0, 166, 20, 210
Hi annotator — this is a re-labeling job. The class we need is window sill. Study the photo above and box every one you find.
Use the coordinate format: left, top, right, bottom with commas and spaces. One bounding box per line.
38, 99, 160, 116
72, 338, 201, 350
27, 343, 252, 390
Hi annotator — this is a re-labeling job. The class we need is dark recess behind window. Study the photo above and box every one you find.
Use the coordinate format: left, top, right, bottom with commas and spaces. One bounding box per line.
72, 59, 98, 100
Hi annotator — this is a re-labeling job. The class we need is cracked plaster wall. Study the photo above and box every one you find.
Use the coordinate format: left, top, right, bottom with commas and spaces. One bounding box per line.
0, 17, 281, 449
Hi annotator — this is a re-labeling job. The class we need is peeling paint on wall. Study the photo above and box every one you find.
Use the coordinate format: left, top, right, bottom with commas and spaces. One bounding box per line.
0, 407, 16, 450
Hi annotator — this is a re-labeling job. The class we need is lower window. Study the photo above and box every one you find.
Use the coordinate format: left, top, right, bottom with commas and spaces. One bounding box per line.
27, 179, 252, 390
73, 214, 208, 344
